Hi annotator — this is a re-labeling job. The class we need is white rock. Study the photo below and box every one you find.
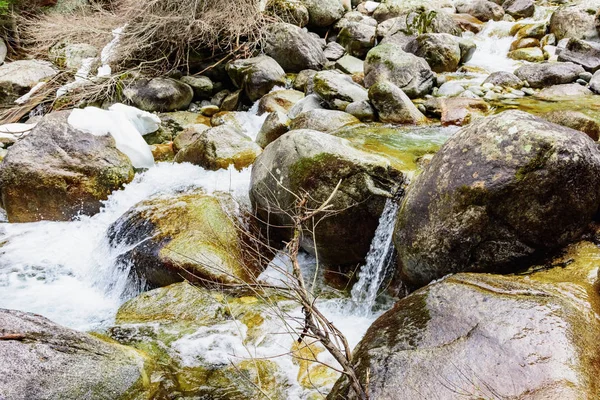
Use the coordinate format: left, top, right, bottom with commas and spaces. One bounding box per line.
0, 38, 6, 65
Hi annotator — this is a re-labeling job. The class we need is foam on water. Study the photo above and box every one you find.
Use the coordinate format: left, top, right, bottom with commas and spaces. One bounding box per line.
0, 163, 252, 330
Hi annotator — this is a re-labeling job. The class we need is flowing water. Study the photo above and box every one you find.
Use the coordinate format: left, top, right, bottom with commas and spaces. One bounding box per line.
0, 7, 558, 397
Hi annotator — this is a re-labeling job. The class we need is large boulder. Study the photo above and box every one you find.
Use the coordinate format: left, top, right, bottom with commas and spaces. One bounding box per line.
455, 0, 504, 22
0, 60, 57, 105
543, 110, 600, 141
329, 250, 600, 399
557, 38, 600, 72
550, 4, 599, 41
289, 109, 360, 132
482, 71, 524, 88
123, 78, 194, 112
368, 81, 427, 124
265, 23, 327, 72
0, 112, 134, 223
226, 56, 286, 102
258, 89, 305, 115
394, 111, 600, 288
312, 70, 369, 110
0, 308, 150, 400
514, 62, 584, 88
534, 83, 593, 101
250, 130, 403, 266
173, 125, 261, 171
364, 43, 434, 98
265, 0, 310, 27
302, 0, 345, 27
108, 190, 262, 288
404, 33, 463, 73
338, 21, 377, 58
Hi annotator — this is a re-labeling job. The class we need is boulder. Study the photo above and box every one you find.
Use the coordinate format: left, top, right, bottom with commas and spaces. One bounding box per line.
335, 55, 365, 75
302, 0, 345, 27
394, 110, 600, 288
174, 125, 261, 171
364, 43, 434, 98
123, 78, 193, 112
49, 42, 98, 70
293, 69, 318, 92
510, 37, 540, 51
368, 81, 427, 124
345, 100, 376, 121
455, 0, 504, 22
557, 38, 600, 73
423, 97, 490, 126
0, 60, 57, 105
508, 47, 545, 62
482, 71, 524, 88
338, 21, 377, 58
256, 111, 290, 148
0, 112, 134, 223
373, 0, 457, 24
452, 13, 484, 33
289, 109, 360, 132
514, 62, 584, 88
312, 70, 369, 110
323, 41, 346, 61
405, 33, 463, 73
265, 0, 310, 26
0, 38, 6, 64
180, 75, 213, 100
288, 94, 325, 119
590, 69, 600, 93
550, 4, 599, 41
265, 23, 327, 72
108, 190, 261, 288
534, 83, 593, 101
226, 56, 286, 102
543, 110, 600, 141
329, 255, 600, 399
250, 130, 403, 265
502, 0, 534, 19
0, 308, 150, 400
258, 89, 305, 115
172, 124, 210, 153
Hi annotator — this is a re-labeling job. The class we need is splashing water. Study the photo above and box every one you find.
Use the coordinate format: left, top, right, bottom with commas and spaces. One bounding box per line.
0, 163, 252, 330
350, 197, 401, 316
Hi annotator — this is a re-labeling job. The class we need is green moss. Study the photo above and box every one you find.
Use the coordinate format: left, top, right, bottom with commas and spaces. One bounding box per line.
515, 142, 554, 181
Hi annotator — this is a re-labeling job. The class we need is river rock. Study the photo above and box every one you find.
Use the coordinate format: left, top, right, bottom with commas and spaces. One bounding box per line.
227, 56, 286, 102
543, 110, 600, 141
49, 42, 98, 70
328, 256, 600, 399
323, 41, 346, 61
265, 22, 327, 72
508, 47, 545, 62
335, 55, 365, 75
502, 0, 534, 19
180, 75, 213, 100
0, 38, 6, 64
174, 125, 261, 171
550, 4, 599, 41
482, 71, 524, 88
0, 308, 150, 400
452, 13, 484, 33
0, 112, 134, 223
256, 111, 290, 148
303, 0, 345, 27
266, 0, 310, 26
288, 94, 324, 119
123, 78, 194, 112
250, 129, 403, 266
557, 38, 600, 73
373, 0, 457, 24
108, 190, 261, 288
534, 83, 593, 101
590, 69, 600, 93
0, 60, 57, 105
338, 21, 377, 58
364, 43, 434, 98
172, 124, 210, 153
258, 89, 305, 115
455, 0, 504, 22
423, 97, 490, 126
394, 110, 600, 288
405, 33, 463, 73
368, 81, 427, 124
345, 100, 376, 121
312, 70, 369, 110
514, 62, 584, 88
290, 109, 360, 132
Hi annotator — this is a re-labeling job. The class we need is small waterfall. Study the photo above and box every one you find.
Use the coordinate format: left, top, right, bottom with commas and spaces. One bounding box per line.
351, 188, 404, 316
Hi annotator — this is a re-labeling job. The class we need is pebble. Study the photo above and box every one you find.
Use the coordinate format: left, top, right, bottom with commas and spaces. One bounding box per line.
576, 79, 588, 86
509, 89, 526, 97
579, 72, 593, 82
482, 82, 495, 90
521, 87, 535, 96
483, 91, 499, 101
500, 93, 519, 99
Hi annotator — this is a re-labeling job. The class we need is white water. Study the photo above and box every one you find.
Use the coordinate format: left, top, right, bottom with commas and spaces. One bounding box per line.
351, 197, 400, 316
0, 163, 252, 330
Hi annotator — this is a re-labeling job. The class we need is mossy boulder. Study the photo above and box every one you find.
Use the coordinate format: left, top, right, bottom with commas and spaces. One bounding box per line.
302, 0, 345, 27
289, 109, 360, 133
550, 4, 599, 41
250, 129, 403, 266
368, 80, 427, 124
455, 0, 505, 22
312, 70, 369, 111
329, 248, 600, 399
364, 43, 434, 98
543, 110, 600, 141
123, 78, 194, 112
174, 125, 261, 171
256, 111, 290, 148
172, 124, 210, 153
258, 89, 305, 115
514, 61, 584, 88
0, 308, 153, 400
108, 190, 262, 288
265, 0, 310, 27
227, 56, 286, 102
0, 111, 134, 223
337, 21, 377, 58
405, 33, 464, 73
394, 110, 600, 288
0, 60, 57, 106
